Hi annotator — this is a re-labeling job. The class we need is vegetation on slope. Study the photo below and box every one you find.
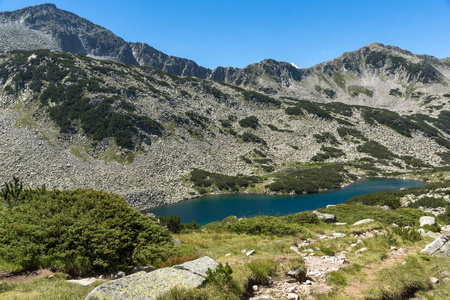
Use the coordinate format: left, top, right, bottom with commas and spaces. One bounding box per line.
0, 177, 173, 276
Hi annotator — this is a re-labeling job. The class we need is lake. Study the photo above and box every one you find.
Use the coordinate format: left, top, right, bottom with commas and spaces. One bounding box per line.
148, 178, 425, 225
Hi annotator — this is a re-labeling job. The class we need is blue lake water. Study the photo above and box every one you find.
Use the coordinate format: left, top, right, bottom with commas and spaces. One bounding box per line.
148, 178, 425, 225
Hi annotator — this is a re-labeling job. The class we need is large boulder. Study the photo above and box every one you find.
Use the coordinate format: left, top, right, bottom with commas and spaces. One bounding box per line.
173, 256, 219, 277
419, 216, 436, 227
86, 256, 218, 300
420, 233, 450, 257
313, 211, 336, 223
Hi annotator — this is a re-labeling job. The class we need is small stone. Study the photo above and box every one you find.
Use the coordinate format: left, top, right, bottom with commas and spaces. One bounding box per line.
356, 247, 368, 254
287, 293, 299, 300
306, 280, 313, 285
390, 246, 397, 250
225, 253, 231, 256
246, 250, 256, 256
172, 238, 181, 245
252, 285, 258, 291
309, 253, 315, 256
335, 222, 347, 226
332, 232, 346, 238
430, 277, 439, 284
353, 219, 374, 226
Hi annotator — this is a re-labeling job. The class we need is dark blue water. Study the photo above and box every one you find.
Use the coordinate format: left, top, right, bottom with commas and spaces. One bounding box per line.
148, 178, 425, 225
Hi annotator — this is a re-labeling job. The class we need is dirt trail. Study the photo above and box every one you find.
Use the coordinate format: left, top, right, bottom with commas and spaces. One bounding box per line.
0, 269, 54, 284
342, 247, 421, 299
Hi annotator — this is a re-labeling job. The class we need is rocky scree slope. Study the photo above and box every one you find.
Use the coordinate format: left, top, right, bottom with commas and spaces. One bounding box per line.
0, 49, 449, 209
1, 4, 449, 114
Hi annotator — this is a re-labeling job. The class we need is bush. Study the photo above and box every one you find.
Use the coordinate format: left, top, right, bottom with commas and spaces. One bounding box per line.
241, 132, 267, 145
230, 216, 301, 236
347, 192, 401, 209
239, 116, 260, 129
189, 169, 260, 192
266, 165, 347, 194
0, 186, 173, 276
357, 140, 397, 160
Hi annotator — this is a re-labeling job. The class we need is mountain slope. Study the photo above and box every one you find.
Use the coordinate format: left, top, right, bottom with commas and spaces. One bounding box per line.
1, 4, 449, 114
0, 49, 449, 209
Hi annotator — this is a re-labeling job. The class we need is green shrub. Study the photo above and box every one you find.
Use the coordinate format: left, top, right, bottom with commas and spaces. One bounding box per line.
266, 165, 347, 194
245, 259, 277, 286
0, 187, 173, 276
189, 169, 260, 192
241, 132, 267, 145
357, 140, 397, 160
284, 211, 320, 225
347, 192, 401, 209
242, 91, 281, 107
321, 204, 426, 226
313, 132, 340, 145
230, 216, 301, 236
239, 116, 259, 129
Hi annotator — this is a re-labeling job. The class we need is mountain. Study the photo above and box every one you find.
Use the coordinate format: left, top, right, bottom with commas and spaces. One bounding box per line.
0, 5, 449, 210
0, 3, 211, 76
1, 4, 449, 114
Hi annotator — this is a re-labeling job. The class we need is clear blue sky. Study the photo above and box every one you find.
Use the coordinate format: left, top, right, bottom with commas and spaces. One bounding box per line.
0, 0, 449, 69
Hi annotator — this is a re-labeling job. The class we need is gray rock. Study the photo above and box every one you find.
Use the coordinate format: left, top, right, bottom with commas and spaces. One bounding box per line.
246, 250, 256, 256
66, 277, 98, 287
421, 233, 450, 257
332, 233, 346, 238
430, 277, 439, 284
286, 267, 307, 283
172, 238, 181, 245
419, 216, 436, 227
87, 269, 204, 300
353, 219, 374, 226
173, 256, 218, 277
313, 211, 336, 223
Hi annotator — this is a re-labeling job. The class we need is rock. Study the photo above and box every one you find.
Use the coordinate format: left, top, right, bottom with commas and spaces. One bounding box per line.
87, 269, 204, 300
355, 247, 368, 254
419, 216, 436, 227
326, 205, 335, 208
87, 256, 219, 300
287, 293, 299, 300
421, 233, 450, 257
173, 256, 219, 277
111, 271, 126, 279
353, 219, 374, 226
313, 211, 336, 223
252, 285, 258, 292
430, 277, 439, 284
378, 205, 391, 210
131, 265, 155, 274
286, 267, 307, 283
246, 250, 256, 256
335, 222, 347, 226
66, 277, 98, 287
172, 238, 181, 245
332, 233, 346, 238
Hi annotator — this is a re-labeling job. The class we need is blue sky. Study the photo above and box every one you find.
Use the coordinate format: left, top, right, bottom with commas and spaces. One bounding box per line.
0, 0, 449, 69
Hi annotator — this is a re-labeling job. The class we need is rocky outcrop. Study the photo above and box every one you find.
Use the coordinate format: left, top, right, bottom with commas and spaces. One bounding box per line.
86, 256, 218, 300
313, 211, 336, 223
419, 216, 437, 227
421, 233, 450, 257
